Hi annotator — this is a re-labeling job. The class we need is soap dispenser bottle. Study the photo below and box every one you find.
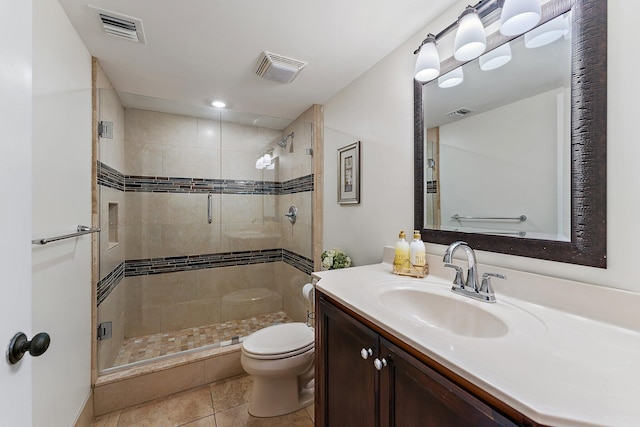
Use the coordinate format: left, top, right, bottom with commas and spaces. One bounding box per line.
393, 231, 410, 272
410, 230, 426, 267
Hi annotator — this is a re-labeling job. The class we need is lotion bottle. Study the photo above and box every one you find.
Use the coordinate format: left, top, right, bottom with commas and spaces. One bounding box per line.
410, 230, 426, 267
394, 231, 410, 271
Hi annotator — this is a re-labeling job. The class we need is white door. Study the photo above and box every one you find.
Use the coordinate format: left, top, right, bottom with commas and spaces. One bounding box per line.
0, 0, 34, 425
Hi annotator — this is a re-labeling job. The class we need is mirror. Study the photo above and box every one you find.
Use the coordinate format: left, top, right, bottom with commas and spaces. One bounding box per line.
414, 0, 607, 267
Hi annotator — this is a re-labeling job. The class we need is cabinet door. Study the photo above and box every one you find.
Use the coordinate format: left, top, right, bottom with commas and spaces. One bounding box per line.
379, 338, 518, 427
317, 295, 379, 427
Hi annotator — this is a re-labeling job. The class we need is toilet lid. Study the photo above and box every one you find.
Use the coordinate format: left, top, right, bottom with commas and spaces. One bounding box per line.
242, 322, 314, 356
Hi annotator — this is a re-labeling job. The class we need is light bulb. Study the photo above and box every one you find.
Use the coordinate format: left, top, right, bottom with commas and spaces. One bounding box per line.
438, 67, 464, 88
454, 7, 486, 62
524, 15, 567, 48
500, 0, 541, 36
415, 35, 440, 82
479, 43, 512, 71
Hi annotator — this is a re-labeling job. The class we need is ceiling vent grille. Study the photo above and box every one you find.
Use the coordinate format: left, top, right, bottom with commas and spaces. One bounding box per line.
254, 51, 307, 84
446, 107, 474, 118
89, 6, 146, 44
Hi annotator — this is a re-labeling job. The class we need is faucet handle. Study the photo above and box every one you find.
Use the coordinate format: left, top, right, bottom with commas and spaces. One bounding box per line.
479, 273, 506, 300
444, 263, 465, 289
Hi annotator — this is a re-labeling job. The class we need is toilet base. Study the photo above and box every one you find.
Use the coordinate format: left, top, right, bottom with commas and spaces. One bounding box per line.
247, 374, 314, 418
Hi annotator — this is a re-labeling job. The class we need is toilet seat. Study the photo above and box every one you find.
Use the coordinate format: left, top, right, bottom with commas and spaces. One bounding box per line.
242, 322, 314, 360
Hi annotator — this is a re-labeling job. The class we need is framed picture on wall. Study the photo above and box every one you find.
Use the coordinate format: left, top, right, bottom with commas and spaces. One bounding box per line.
337, 141, 360, 204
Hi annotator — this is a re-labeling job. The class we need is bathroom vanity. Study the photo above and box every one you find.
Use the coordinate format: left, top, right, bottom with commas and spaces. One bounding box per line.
316, 292, 524, 426
313, 253, 640, 427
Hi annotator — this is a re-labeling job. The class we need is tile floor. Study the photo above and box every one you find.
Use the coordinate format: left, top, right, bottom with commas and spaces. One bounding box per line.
91, 374, 314, 427
113, 312, 292, 367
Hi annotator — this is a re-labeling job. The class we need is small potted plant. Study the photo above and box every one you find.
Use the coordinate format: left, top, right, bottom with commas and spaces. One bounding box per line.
321, 248, 352, 270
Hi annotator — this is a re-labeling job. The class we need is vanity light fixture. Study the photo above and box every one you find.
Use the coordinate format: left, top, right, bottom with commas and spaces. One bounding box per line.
454, 7, 486, 61
524, 15, 567, 48
479, 42, 512, 71
211, 100, 226, 108
438, 67, 464, 88
499, 0, 541, 36
413, 0, 540, 78
414, 34, 440, 82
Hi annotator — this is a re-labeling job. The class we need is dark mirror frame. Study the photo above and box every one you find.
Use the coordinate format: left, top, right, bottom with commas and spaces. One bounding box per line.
414, 0, 607, 268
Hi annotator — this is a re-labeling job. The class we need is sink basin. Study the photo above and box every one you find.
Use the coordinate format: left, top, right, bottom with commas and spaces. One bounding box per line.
379, 288, 509, 338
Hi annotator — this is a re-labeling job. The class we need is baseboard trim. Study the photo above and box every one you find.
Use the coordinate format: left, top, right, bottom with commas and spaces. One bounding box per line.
73, 390, 94, 427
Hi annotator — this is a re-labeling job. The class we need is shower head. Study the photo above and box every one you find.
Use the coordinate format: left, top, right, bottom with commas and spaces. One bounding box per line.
276, 132, 295, 149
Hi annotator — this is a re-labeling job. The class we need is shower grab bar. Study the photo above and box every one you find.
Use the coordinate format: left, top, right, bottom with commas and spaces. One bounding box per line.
32, 225, 101, 245
451, 214, 527, 222
207, 193, 213, 224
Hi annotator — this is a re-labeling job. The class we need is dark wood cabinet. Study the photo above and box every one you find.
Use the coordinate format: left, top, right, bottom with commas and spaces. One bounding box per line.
315, 292, 378, 427
316, 292, 540, 427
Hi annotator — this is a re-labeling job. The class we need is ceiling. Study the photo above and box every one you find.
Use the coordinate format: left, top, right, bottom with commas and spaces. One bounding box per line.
58, 0, 458, 122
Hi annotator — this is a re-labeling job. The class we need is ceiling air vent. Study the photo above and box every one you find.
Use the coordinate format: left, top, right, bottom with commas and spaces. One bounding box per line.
254, 51, 307, 84
89, 6, 146, 44
446, 107, 474, 118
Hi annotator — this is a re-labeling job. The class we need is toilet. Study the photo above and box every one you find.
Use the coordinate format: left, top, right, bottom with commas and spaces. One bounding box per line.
241, 322, 315, 417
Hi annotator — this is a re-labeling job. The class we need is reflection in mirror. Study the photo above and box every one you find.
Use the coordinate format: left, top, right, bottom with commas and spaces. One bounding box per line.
414, 0, 607, 267
424, 10, 572, 241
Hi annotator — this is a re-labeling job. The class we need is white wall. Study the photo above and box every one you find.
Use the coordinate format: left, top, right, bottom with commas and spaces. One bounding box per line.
32, 0, 92, 425
324, 2, 640, 294
439, 89, 564, 237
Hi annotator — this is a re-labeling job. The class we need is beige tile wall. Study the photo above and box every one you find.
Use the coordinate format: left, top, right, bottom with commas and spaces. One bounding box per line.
97, 282, 125, 371
279, 262, 313, 324
124, 263, 281, 337
103, 107, 317, 359
96, 65, 126, 372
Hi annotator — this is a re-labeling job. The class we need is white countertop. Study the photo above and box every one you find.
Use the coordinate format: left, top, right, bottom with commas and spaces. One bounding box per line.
313, 253, 640, 427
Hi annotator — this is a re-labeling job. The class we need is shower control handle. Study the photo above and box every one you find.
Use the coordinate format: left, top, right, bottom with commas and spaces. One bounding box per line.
360, 348, 373, 360
284, 205, 297, 225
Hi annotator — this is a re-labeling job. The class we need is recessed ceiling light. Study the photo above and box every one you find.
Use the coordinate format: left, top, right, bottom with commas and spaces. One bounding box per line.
211, 100, 226, 108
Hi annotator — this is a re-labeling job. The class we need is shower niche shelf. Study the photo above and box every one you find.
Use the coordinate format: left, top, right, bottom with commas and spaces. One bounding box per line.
108, 202, 119, 249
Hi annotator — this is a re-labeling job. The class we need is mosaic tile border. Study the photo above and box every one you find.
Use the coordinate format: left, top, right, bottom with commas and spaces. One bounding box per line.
124, 249, 284, 277
97, 163, 125, 192
97, 162, 313, 195
426, 180, 438, 194
97, 261, 124, 306
98, 249, 315, 306
282, 248, 315, 275
281, 174, 314, 195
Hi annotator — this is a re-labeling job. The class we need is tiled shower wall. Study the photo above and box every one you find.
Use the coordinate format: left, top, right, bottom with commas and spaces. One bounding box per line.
96, 85, 317, 371
96, 64, 127, 372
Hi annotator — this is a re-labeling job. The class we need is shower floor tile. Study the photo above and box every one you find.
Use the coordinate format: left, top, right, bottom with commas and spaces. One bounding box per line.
113, 311, 292, 367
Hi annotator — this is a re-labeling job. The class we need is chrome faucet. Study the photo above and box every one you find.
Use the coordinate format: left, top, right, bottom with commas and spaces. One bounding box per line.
443, 241, 505, 303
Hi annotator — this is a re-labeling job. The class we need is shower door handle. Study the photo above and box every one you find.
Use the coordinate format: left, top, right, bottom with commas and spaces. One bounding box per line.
207, 193, 213, 224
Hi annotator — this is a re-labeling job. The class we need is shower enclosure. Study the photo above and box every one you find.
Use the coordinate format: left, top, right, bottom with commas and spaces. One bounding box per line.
95, 88, 316, 373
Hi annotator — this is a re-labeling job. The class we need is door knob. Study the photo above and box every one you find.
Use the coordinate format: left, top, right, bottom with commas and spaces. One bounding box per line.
6, 332, 51, 365
360, 348, 373, 360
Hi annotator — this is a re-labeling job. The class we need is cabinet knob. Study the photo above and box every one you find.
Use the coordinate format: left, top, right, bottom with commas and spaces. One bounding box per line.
374, 357, 387, 371
360, 348, 373, 360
